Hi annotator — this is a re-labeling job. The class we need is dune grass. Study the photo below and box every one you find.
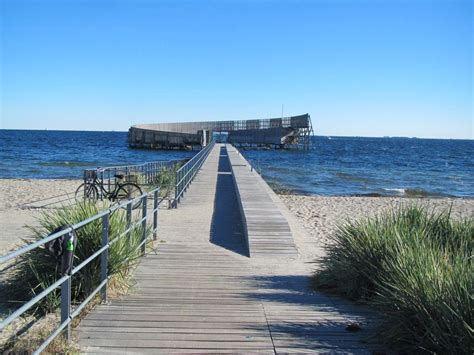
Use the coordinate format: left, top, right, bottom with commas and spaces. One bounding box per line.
135, 162, 184, 198
313, 205, 473, 354
152, 165, 180, 197
3, 201, 151, 352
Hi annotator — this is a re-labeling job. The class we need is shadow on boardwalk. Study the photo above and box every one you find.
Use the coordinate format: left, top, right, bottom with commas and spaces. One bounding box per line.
210, 146, 249, 257
242, 274, 384, 353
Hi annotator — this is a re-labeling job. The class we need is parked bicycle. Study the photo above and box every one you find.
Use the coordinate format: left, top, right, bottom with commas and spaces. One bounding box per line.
75, 169, 143, 209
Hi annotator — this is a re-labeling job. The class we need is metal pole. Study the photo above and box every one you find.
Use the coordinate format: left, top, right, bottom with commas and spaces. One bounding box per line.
175, 170, 180, 206
100, 213, 109, 302
152, 163, 155, 184
127, 203, 132, 255
175, 171, 178, 203
60, 277, 71, 341
153, 190, 158, 240
141, 195, 148, 255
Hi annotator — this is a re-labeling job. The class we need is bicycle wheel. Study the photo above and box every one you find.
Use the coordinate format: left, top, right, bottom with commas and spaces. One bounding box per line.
75, 183, 98, 202
116, 183, 143, 209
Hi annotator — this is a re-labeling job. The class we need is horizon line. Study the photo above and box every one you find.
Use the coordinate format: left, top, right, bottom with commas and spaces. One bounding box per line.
0, 128, 472, 141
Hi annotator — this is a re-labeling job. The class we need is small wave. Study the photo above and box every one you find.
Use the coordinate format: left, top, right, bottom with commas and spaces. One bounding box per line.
383, 188, 406, 195
39, 161, 94, 167
335, 172, 372, 183
382, 187, 454, 198
404, 188, 442, 198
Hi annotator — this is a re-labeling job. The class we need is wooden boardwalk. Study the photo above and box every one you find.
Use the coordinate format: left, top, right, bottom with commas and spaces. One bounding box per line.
78, 144, 380, 354
227, 146, 297, 257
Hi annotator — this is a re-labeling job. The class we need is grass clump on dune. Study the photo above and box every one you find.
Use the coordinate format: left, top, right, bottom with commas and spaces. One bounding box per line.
3, 201, 151, 353
152, 165, 180, 197
313, 205, 473, 354
6, 201, 150, 311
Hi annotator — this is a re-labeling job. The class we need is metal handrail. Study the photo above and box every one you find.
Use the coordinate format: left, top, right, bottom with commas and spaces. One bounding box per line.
0, 188, 161, 354
84, 160, 183, 196
174, 141, 215, 206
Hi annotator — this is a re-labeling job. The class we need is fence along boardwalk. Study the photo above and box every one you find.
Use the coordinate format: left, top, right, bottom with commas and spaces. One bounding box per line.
78, 143, 380, 353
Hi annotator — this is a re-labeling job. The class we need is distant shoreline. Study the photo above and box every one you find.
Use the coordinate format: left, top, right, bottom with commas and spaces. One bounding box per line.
1, 131, 472, 197
1, 178, 473, 256
0, 176, 474, 200
270, 185, 474, 200
1, 128, 473, 141
0, 177, 472, 199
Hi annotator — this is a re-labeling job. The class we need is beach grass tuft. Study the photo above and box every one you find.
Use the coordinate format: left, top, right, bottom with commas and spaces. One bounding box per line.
152, 165, 180, 197
313, 205, 473, 354
3, 201, 151, 351
136, 162, 184, 198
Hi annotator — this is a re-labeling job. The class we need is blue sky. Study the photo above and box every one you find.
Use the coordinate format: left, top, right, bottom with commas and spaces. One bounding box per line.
1, 0, 472, 138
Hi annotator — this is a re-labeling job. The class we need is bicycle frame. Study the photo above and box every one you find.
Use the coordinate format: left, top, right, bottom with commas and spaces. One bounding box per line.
92, 175, 122, 201
83, 170, 121, 201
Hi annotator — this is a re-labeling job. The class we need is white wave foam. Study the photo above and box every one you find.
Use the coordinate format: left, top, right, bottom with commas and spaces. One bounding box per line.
383, 188, 406, 195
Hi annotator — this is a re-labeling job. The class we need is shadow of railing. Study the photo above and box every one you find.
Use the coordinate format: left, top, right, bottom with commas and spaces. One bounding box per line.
210, 146, 249, 257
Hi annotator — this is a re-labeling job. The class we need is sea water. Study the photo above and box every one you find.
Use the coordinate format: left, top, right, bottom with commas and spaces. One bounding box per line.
0, 130, 194, 179
242, 136, 474, 197
0, 130, 472, 198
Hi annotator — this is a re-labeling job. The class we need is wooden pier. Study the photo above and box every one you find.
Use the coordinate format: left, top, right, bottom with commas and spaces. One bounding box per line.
78, 144, 380, 353
128, 114, 314, 150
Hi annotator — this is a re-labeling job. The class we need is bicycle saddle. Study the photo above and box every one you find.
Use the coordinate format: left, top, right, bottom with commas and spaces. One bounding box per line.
114, 174, 125, 179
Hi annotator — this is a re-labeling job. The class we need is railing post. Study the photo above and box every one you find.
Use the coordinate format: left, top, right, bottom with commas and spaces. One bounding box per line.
60, 277, 71, 341
141, 195, 148, 255
187, 165, 190, 189
101, 213, 109, 302
153, 190, 158, 240
175, 170, 179, 206
127, 202, 132, 254
151, 163, 155, 184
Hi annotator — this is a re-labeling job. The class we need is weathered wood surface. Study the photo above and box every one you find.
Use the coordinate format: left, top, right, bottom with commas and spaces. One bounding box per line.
78, 144, 381, 353
227, 146, 298, 257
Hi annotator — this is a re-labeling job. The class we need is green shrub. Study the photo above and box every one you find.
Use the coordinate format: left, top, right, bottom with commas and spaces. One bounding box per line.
313, 205, 473, 354
5, 201, 151, 313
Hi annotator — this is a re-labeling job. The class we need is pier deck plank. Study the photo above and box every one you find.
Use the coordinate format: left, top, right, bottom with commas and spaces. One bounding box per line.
77, 143, 380, 354
227, 146, 298, 257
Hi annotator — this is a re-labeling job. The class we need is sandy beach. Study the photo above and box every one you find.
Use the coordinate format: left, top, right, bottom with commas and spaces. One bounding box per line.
279, 194, 474, 251
1, 177, 473, 352
1, 178, 473, 257
0, 179, 80, 253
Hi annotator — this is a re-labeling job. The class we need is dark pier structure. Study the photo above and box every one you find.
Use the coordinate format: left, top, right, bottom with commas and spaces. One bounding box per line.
128, 113, 313, 150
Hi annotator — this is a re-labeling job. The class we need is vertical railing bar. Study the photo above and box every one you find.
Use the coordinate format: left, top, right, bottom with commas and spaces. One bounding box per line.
100, 213, 109, 302
141, 195, 148, 255
127, 203, 132, 256
60, 276, 71, 341
153, 190, 158, 240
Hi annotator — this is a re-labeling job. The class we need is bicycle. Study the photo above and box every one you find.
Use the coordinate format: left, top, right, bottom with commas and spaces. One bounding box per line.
75, 169, 143, 209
